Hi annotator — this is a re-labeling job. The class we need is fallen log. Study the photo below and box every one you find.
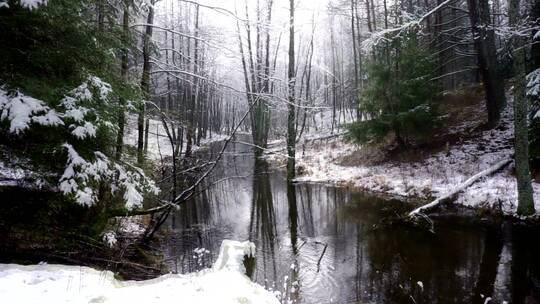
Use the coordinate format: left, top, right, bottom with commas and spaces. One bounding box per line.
408, 158, 512, 218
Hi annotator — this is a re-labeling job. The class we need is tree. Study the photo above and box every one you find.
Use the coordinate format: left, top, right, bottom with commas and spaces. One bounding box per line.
509, 0, 535, 216
115, 0, 130, 160
138, 0, 156, 165
286, 0, 296, 181
347, 36, 439, 147
466, 0, 506, 128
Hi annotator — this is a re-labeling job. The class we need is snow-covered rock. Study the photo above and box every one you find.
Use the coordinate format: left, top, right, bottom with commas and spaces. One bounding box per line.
0, 240, 278, 304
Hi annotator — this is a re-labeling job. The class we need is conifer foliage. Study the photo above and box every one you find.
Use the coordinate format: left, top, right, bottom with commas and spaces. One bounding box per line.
347, 37, 439, 147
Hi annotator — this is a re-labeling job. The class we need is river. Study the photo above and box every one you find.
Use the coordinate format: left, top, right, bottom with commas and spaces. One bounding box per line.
160, 137, 540, 304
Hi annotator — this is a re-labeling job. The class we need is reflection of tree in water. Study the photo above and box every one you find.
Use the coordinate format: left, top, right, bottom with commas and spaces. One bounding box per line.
286, 182, 300, 304
165, 178, 217, 274
249, 159, 279, 287
342, 195, 486, 303
297, 186, 315, 237
506, 225, 540, 304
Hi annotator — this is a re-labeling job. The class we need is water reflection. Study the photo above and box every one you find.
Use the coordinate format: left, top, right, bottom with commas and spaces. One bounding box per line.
161, 140, 540, 304
249, 159, 278, 287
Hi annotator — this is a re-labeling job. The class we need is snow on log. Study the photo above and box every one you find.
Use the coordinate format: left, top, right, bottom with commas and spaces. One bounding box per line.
408, 158, 512, 217
0, 240, 278, 304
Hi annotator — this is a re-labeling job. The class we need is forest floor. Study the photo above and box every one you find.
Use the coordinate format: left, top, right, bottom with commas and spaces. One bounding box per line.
265, 89, 540, 216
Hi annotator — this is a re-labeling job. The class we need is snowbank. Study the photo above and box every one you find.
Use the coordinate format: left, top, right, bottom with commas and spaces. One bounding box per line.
0, 240, 279, 304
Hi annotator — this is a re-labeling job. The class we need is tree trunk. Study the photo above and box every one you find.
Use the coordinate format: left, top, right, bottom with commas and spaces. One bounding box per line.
115, 0, 129, 161
287, 0, 296, 181
509, 0, 535, 216
466, 0, 506, 128
351, 0, 360, 120
138, 0, 155, 165
531, 0, 540, 70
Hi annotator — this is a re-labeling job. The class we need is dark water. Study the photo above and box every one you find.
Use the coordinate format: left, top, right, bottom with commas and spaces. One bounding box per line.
161, 138, 540, 304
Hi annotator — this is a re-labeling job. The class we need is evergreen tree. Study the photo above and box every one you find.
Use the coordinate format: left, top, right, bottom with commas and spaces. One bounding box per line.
347, 37, 439, 147
0, 0, 157, 231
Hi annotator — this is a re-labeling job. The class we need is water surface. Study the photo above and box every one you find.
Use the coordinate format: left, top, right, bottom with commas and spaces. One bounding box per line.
162, 138, 540, 304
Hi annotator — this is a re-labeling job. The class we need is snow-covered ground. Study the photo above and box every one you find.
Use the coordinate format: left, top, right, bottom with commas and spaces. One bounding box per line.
266, 101, 540, 215
124, 115, 228, 160
0, 240, 279, 304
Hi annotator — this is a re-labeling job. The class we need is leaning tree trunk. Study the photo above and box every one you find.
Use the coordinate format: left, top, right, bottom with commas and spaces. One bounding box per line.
138, 1, 155, 165
466, 0, 506, 128
287, 0, 296, 181
509, 0, 535, 216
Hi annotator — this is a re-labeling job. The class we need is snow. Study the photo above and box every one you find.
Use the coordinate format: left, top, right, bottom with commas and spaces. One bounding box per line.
527, 68, 540, 99
123, 114, 229, 160
0, 156, 49, 188
0, 0, 48, 9
59, 76, 113, 140
70, 122, 97, 139
0, 89, 63, 134
20, 0, 48, 9
267, 96, 540, 215
102, 231, 118, 248
0, 240, 279, 304
417, 281, 424, 291
213, 240, 256, 273
59, 144, 159, 209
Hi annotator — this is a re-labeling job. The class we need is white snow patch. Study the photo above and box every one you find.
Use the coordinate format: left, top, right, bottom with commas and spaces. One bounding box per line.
213, 240, 256, 273
59, 144, 159, 209
0, 240, 278, 304
527, 68, 540, 99
0, 89, 63, 134
102, 231, 118, 248
20, 0, 48, 9
0, 0, 48, 9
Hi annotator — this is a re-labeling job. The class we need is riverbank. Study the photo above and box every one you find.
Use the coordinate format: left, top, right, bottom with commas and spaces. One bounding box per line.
265, 96, 540, 216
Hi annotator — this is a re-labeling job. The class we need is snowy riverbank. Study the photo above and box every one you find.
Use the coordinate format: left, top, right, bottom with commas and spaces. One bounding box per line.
0, 240, 279, 304
266, 101, 540, 216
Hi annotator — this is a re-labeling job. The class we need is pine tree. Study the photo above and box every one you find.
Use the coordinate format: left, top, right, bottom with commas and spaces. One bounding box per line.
347, 36, 439, 147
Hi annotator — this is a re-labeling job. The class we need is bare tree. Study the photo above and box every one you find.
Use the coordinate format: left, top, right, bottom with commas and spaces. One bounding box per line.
287, 0, 296, 181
